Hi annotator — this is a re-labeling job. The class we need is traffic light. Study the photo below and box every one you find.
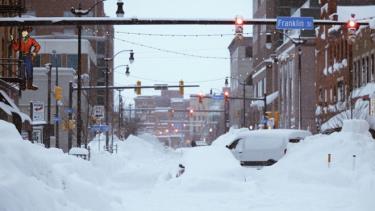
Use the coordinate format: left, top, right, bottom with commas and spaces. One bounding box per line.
198, 93, 203, 103
179, 80, 184, 96
135, 80, 141, 95
189, 108, 194, 117
54, 86, 63, 101
235, 15, 244, 35
224, 91, 229, 102
68, 119, 76, 130
346, 14, 359, 36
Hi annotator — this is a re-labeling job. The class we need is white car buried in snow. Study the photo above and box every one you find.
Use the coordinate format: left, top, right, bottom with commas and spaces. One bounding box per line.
226, 129, 312, 166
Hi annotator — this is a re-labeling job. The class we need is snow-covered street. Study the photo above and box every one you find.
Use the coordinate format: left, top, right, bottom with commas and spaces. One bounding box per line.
1, 119, 375, 211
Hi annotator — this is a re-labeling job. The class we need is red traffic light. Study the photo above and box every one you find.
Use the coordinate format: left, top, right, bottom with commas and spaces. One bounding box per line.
348, 20, 356, 28
224, 91, 229, 102
235, 17, 243, 25
346, 14, 359, 31
234, 16, 244, 34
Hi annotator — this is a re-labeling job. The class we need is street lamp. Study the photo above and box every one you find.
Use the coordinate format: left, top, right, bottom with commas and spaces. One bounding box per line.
71, 0, 127, 148
225, 76, 252, 128
113, 64, 131, 77
265, 31, 306, 129
103, 50, 134, 150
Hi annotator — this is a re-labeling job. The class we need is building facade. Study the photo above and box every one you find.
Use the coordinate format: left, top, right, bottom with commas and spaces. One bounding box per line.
16, 0, 114, 151
227, 36, 253, 128
315, 0, 375, 131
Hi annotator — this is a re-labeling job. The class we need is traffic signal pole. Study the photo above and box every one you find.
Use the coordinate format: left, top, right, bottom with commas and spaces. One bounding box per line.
0, 17, 367, 27
68, 81, 73, 150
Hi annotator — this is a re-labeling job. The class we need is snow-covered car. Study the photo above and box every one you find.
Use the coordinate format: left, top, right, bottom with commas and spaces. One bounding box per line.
226, 129, 312, 166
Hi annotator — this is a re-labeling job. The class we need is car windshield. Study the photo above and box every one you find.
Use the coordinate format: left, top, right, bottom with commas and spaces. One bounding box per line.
227, 139, 240, 149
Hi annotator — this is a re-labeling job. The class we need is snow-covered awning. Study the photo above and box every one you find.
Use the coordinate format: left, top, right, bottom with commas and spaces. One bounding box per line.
352, 82, 375, 99
0, 90, 31, 123
250, 91, 279, 108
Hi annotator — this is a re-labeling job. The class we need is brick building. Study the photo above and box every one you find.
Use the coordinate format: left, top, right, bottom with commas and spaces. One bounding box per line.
134, 90, 190, 147
251, 0, 307, 128
14, 0, 115, 150
273, 0, 320, 132
0, 0, 32, 137
315, 0, 375, 131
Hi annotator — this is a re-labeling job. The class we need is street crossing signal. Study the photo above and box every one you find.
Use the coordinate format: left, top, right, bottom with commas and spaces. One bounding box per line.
179, 80, 184, 96
54, 86, 63, 101
135, 80, 141, 95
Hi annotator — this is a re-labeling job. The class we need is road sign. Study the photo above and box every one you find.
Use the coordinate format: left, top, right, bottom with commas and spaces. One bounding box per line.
93, 105, 105, 120
64, 108, 74, 114
212, 95, 224, 100
53, 116, 61, 123
32, 102, 44, 121
91, 124, 109, 132
276, 16, 314, 30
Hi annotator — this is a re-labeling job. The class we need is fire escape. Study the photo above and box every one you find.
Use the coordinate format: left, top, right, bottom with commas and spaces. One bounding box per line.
0, 0, 27, 95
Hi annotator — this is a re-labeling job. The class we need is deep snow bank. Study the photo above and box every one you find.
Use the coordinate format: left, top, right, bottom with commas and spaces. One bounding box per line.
0, 120, 122, 211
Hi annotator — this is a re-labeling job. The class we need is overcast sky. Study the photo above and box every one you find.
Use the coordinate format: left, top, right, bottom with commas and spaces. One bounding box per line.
104, 0, 252, 106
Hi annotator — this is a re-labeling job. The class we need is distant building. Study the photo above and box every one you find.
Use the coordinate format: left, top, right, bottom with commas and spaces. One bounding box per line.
134, 90, 189, 148
227, 36, 253, 128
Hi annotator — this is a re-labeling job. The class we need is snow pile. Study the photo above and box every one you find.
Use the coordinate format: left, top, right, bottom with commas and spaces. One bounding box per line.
0, 120, 122, 211
352, 82, 375, 98
341, 119, 371, 136
2, 118, 375, 211
261, 121, 375, 211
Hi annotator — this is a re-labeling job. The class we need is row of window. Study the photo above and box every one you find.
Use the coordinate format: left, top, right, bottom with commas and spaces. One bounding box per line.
318, 80, 346, 104
33, 54, 78, 69
353, 54, 375, 88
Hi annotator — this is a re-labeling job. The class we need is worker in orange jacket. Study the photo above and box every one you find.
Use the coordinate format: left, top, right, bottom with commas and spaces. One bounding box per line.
11, 26, 41, 90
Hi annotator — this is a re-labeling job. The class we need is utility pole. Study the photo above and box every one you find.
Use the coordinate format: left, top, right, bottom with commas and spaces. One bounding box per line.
46, 63, 51, 148
118, 90, 123, 139
298, 46, 302, 130
242, 83, 246, 128
105, 61, 110, 150
68, 81, 73, 150
71, 3, 83, 148
53, 50, 59, 148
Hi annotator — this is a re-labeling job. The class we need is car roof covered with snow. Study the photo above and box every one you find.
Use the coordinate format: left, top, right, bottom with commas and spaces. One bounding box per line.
234, 129, 312, 141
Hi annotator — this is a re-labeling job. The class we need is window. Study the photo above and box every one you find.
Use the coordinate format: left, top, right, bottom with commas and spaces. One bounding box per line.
319, 88, 324, 102
245, 47, 252, 58
367, 57, 370, 83
324, 89, 328, 103
330, 88, 333, 103
337, 81, 345, 102
263, 78, 267, 94
97, 41, 106, 55
67, 54, 78, 69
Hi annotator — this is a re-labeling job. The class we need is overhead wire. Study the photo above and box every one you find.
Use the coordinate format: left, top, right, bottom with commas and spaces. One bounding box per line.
115, 31, 253, 37
114, 37, 231, 60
